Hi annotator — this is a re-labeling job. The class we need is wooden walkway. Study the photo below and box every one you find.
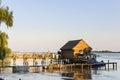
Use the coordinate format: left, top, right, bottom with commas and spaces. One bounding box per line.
105, 62, 117, 70
49, 62, 117, 70
0, 62, 117, 73
0, 62, 117, 69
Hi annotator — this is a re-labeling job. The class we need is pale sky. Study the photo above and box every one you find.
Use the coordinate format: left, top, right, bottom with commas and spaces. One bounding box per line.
1, 0, 120, 52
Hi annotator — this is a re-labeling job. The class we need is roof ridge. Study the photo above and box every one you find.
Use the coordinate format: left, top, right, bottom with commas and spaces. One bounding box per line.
60, 39, 82, 50
68, 39, 82, 42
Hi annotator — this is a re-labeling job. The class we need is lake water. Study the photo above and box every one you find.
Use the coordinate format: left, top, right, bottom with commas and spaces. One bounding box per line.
0, 53, 120, 80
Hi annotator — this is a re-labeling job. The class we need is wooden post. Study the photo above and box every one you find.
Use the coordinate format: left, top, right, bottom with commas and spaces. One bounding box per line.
113, 63, 114, 70
105, 64, 106, 70
81, 64, 83, 73
116, 63, 117, 70
89, 64, 92, 69
88, 64, 90, 70
108, 60, 109, 70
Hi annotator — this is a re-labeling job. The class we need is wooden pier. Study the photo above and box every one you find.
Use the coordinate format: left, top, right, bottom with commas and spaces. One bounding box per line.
104, 61, 117, 70
48, 61, 117, 71
0, 61, 117, 73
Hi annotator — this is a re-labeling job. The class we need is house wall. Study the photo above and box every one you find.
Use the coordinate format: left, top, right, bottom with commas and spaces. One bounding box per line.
62, 50, 74, 59
73, 40, 90, 56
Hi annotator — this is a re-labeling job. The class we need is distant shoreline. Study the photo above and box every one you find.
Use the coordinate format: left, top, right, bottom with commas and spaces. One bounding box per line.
92, 51, 120, 53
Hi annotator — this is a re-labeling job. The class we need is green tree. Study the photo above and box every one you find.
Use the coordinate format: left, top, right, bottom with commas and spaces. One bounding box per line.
0, 1, 13, 67
0, 32, 11, 66
0, 6, 13, 27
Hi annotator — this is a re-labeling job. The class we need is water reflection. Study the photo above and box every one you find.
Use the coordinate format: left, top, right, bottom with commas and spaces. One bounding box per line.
42, 68, 92, 80
0, 53, 119, 80
0, 68, 12, 73
61, 68, 92, 80
0, 65, 118, 80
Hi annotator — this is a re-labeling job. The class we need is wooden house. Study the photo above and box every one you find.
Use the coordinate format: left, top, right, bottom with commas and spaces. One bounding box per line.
60, 39, 92, 62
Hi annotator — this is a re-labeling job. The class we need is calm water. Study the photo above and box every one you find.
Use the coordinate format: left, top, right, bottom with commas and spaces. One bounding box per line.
0, 53, 120, 80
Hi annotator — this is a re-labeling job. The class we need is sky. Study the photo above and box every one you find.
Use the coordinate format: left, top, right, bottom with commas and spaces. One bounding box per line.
1, 0, 120, 52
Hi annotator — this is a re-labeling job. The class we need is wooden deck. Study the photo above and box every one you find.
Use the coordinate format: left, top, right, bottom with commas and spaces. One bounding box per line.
105, 62, 117, 70
0, 62, 117, 69
48, 62, 117, 70
0, 61, 117, 73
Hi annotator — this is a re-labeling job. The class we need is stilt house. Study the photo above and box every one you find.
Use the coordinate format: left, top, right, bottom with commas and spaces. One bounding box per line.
60, 39, 92, 62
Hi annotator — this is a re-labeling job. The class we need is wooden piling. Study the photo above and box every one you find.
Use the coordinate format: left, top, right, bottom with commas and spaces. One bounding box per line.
113, 63, 114, 70
108, 60, 109, 70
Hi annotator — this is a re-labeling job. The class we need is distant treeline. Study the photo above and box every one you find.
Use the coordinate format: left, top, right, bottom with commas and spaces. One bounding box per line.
92, 50, 120, 53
